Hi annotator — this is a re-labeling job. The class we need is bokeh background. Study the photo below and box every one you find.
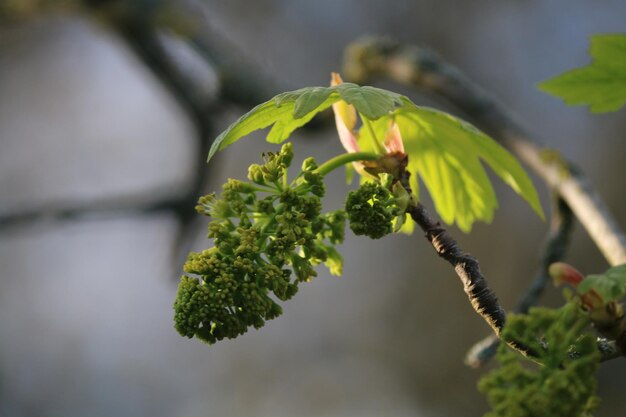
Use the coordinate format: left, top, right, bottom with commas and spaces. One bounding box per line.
1, 1, 625, 416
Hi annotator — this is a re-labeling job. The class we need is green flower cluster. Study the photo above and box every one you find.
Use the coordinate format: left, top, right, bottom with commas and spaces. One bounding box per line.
174, 143, 346, 344
345, 181, 399, 239
479, 302, 600, 417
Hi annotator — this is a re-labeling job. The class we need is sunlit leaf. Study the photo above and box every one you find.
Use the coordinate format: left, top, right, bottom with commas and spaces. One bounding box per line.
208, 83, 403, 161
335, 83, 403, 119
208, 81, 542, 233
360, 100, 543, 232
292, 87, 334, 118
538, 34, 626, 113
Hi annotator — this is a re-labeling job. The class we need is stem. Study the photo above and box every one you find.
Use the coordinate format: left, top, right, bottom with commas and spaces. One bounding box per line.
465, 196, 574, 367
314, 152, 380, 176
362, 117, 387, 154
248, 183, 279, 194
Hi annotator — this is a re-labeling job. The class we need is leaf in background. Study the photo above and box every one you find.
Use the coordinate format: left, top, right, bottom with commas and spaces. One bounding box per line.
538, 34, 626, 113
360, 100, 544, 232
208, 83, 403, 161
605, 263, 626, 281
578, 264, 626, 302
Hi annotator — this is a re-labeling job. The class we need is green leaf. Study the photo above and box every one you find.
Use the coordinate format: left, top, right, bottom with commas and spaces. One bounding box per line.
579, 275, 626, 302
292, 87, 334, 118
538, 34, 626, 113
208, 83, 403, 161
208, 88, 337, 161
360, 100, 544, 232
578, 263, 626, 301
335, 83, 403, 119
208, 81, 542, 233
605, 263, 626, 281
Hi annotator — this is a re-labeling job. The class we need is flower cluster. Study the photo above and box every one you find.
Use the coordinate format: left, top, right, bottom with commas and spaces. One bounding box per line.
174, 143, 346, 344
479, 302, 600, 417
345, 181, 400, 239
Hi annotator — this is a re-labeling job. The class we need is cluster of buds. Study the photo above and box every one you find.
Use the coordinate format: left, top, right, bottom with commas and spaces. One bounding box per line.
174, 143, 346, 344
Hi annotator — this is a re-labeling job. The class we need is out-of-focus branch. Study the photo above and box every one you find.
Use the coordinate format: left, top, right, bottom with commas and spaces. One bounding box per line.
183, 0, 277, 107
465, 196, 574, 367
0, 1, 217, 247
180, 0, 331, 128
516, 197, 574, 313
0, 192, 188, 232
99, 8, 217, 265
0, 1, 330, 265
344, 37, 626, 267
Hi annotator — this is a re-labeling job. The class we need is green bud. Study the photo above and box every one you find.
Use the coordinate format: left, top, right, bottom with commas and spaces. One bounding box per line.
224, 178, 256, 193
248, 164, 266, 184
345, 182, 398, 239
301, 157, 318, 172
195, 193, 217, 216
279, 142, 294, 168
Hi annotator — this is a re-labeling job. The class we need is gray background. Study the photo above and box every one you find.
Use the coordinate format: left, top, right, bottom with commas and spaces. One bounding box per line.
1, 1, 625, 416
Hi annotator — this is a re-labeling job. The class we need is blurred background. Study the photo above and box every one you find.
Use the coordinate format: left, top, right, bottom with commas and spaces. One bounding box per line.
1, 1, 625, 416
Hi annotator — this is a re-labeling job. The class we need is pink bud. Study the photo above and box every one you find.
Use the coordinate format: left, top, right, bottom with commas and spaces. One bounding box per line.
549, 262, 604, 310
549, 262, 584, 286
383, 121, 405, 154
330, 73, 360, 154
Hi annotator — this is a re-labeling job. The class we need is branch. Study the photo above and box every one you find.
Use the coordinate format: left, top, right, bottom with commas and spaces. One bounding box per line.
407, 202, 506, 333
406, 201, 534, 357
516, 197, 574, 313
344, 36, 626, 266
465, 196, 574, 367
0, 192, 188, 232
406, 189, 622, 363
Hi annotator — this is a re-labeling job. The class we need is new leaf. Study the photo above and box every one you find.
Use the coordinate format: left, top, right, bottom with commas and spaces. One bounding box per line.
578, 264, 626, 302
207, 83, 543, 232
538, 34, 626, 113
208, 84, 403, 161
360, 102, 544, 232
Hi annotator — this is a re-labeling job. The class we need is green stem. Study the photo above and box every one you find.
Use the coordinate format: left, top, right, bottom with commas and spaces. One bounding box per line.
315, 152, 380, 176
362, 116, 386, 154
248, 183, 279, 193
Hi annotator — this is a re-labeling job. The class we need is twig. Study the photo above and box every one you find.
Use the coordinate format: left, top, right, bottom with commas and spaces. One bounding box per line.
465, 196, 574, 367
407, 203, 506, 334
344, 36, 626, 266
403, 183, 622, 363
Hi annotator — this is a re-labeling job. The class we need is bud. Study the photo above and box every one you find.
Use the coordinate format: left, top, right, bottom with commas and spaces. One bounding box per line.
248, 164, 266, 184
549, 262, 584, 286
279, 142, 294, 167
301, 157, 318, 172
